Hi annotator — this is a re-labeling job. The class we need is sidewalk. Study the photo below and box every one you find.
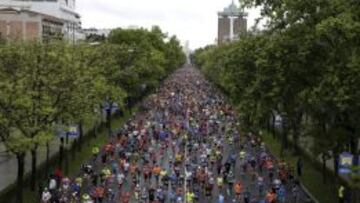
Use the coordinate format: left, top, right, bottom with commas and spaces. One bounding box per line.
0, 119, 102, 192
0, 139, 62, 192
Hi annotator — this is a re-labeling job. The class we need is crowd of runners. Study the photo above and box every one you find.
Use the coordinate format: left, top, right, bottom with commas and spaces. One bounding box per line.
41, 66, 310, 203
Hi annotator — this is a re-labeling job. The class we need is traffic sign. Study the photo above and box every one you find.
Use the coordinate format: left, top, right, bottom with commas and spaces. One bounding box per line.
103, 102, 119, 113
339, 152, 353, 174
68, 125, 79, 138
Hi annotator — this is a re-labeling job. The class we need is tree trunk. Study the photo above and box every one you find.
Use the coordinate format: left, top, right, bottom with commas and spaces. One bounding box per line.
271, 113, 276, 139
64, 147, 69, 176
350, 135, 358, 155
280, 130, 287, 157
244, 115, 251, 131
281, 114, 289, 154
292, 121, 300, 155
266, 116, 271, 132
30, 146, 38, 191
93, 120, 98, 138
16, 153, 25, 203
119, 106, 124, 117
71, 139, 77, 161
128, 97, 133, 114
65, 132, 69, 145
284, 130, 288, 149
45, 142, 50, 177
257, 117, 262, 131
333, 150, 339, 184
106, 106, 112, 137
322, 153, 327, 184
78, 121, 84, 151
59, 137, 64, 169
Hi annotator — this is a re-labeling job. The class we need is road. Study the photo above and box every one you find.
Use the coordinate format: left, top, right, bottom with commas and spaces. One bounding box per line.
42, 66, 313, 203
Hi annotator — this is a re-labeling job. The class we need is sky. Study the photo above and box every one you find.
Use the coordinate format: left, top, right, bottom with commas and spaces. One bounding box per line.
76, 0, 261, 50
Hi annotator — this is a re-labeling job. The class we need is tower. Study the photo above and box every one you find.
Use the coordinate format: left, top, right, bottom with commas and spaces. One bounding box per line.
217, 0, 247, 44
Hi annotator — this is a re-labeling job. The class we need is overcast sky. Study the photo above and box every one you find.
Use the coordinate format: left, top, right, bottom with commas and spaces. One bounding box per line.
77, 0, 260, 49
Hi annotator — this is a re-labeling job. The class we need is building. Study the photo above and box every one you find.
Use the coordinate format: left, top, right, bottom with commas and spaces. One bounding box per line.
0, 0, 84, 42
82, 28, 111, 42
182, 40, 191, 64
83, 28, 112, 38
218, 1, 247, 44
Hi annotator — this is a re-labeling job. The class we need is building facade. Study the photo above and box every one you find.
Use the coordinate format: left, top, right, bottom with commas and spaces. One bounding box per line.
0, 0, 84, 42
218, 1, 247, 44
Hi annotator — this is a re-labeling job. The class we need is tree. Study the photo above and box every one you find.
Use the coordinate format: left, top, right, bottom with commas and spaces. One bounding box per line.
0, 42, 98, 192
108, 27, 185, 101
90, 43, 127, 136
0, 42, 35, 202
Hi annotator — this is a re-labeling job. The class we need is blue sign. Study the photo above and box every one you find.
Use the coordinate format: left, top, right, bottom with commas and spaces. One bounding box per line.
103, 102, 119, 113
67, 125, 79, 138
339, 152, 353, 174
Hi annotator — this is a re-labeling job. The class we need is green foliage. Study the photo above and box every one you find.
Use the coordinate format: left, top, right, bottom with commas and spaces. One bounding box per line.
108, 27, 185, 99
0, 42, 91, 150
